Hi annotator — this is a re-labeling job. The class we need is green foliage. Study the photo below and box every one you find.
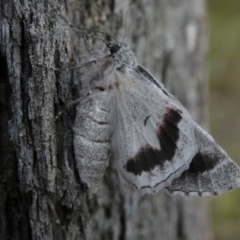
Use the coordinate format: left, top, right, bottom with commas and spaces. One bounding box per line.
208, 0, 240, 239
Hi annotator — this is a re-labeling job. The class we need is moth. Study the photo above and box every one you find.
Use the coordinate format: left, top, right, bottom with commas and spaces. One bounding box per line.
73, 36, 240, 196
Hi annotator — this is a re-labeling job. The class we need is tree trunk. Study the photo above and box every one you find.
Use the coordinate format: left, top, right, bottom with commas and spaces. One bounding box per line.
0, 0, 212, 239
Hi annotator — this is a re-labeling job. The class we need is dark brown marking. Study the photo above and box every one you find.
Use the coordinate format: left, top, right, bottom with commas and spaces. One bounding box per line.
187, 152, 218, 174
96, 87, 105, 91
125, 109, 182, 175
144, 115, 151, 126
114, 81, 120, 89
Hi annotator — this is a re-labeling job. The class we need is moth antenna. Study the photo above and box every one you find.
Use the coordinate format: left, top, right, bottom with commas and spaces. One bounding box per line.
55, 9, 118, 43
49, 3, 118, 44
52, 60, 97, 72
122, 4, 134, 43
79, 29, 109, 46
122, 8, 130, 43
69, 24, 118, 43
67, 24, 110, 45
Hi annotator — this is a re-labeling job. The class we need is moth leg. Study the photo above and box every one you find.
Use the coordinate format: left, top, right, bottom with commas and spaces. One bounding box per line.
55, 91, 92, 121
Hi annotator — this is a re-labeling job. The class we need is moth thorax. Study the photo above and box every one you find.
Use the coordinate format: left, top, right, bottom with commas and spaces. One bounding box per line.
116, 48, 137, 67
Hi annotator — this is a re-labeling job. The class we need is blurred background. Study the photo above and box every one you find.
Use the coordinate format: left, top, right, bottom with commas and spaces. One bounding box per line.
207, 0, 240, 239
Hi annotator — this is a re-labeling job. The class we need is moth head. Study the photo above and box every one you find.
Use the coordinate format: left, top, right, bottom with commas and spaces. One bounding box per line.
107, 42, 122, 55
105, 42, 137, 68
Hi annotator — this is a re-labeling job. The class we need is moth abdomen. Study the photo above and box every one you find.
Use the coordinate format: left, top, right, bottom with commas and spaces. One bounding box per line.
73, 92, 111, 191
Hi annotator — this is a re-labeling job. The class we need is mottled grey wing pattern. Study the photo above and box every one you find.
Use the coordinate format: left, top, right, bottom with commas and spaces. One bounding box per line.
73, 91, 110, 192
166, 122, 240, 196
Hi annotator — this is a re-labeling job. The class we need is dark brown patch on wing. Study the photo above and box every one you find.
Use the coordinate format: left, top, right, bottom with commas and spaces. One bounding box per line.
187, 152, 218, 174
125, 109, 182, 175
157, 109, 182, 160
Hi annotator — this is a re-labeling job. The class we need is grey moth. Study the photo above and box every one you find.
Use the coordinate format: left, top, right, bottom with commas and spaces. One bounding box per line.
73, 40, 240, 196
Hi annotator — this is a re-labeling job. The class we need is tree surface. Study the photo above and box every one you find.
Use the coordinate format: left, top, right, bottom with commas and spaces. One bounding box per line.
0, 0, 211, 239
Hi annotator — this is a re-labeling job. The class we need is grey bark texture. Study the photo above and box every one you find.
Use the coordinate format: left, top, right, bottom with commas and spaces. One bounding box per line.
0, 0, 212, 240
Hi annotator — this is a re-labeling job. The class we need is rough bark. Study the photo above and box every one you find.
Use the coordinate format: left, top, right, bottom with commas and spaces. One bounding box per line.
0, 0, 211, 240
